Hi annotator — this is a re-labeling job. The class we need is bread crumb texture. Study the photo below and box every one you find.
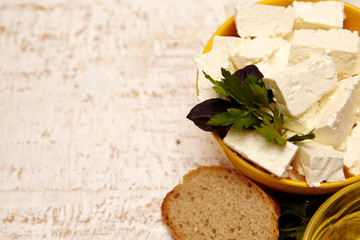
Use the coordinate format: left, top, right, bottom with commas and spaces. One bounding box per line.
161, 165, 280, 240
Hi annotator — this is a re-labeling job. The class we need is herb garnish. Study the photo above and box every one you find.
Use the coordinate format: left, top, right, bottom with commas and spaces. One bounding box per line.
276, 192, 330, 240
187, 65, 315, 146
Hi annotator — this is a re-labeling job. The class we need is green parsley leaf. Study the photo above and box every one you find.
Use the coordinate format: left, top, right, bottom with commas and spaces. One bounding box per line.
206, 67, 287, 145
203, 71, 228, 97
287, 130, 315, 143
273, 107, 284, 132
255, 118, 287, 146
193, 65, 316, 146
221, 68, 253, 106
245, 75, 270, 108
220, 68, 270, 108
208, 108, 261, 130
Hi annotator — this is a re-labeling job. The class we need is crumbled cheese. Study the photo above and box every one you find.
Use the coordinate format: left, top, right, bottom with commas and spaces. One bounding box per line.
292, 1, 345, 30
234, 1, 295, 38
340, 124, 360, 176
289, 29, 359, 79
230, 37, 287, 70
283, 165, 306, 182
313, 76, 360, 148
223, 128, 298, 178
264, 55, 338, 117
292, 140, 345, 187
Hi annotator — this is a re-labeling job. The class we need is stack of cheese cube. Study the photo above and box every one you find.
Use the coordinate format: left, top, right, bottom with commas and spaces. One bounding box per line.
193, 1, 360, 187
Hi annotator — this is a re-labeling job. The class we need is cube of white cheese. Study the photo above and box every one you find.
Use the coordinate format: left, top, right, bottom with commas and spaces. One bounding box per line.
256, 61, 277, 80
289, 29, 359, 79
340, 124, 360, 176
292, 1, 345, 30
230, 37, 287, 70
355, 92, 360, 124
263, 55, 338, 117
283, 102, 319, 134
269, 40, 291, 71
223, 128, 298, 178
313, 76, 360, 148
211, 35, 242, 53
234, 2, 295, 38
253, 37, 293, 79
193, 36, 241, 102
348, 161, 360, 177
351, 40, 360, 76
193, 51, 227, 102
292, 140, 345, 187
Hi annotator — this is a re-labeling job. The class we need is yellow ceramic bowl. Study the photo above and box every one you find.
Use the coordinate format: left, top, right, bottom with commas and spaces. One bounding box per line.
199, 0, 360, 195
303, 181, 360, 239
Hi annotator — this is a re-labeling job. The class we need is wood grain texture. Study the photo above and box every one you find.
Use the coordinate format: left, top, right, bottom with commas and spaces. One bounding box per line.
0, 0, 244, 238
0, 0, 359, 239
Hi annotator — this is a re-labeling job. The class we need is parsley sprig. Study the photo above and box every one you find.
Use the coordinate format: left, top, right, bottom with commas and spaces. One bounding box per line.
187, 65, 315, 146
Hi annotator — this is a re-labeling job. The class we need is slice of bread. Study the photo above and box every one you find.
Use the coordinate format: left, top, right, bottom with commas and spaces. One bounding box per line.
161, 165, 280, 240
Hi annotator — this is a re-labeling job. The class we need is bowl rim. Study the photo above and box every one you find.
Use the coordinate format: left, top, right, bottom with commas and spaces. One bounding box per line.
198, 0, 360, 194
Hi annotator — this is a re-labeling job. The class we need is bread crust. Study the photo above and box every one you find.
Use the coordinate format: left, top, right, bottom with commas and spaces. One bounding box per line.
161, 165, 280, 240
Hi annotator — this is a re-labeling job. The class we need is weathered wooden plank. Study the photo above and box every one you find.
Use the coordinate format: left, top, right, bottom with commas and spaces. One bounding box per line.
0, 0, 240, 238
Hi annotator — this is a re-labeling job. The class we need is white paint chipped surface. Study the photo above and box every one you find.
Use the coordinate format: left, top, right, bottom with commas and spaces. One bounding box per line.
0, 0, 246, 239
0, 0, 359, 239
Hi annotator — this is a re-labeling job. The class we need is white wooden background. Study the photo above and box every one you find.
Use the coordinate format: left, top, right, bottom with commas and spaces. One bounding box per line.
0, 0, 359, 239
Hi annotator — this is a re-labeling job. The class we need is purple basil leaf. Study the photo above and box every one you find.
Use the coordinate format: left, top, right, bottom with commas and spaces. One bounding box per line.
186, 98, 232, 131
233, 65, 264, 82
